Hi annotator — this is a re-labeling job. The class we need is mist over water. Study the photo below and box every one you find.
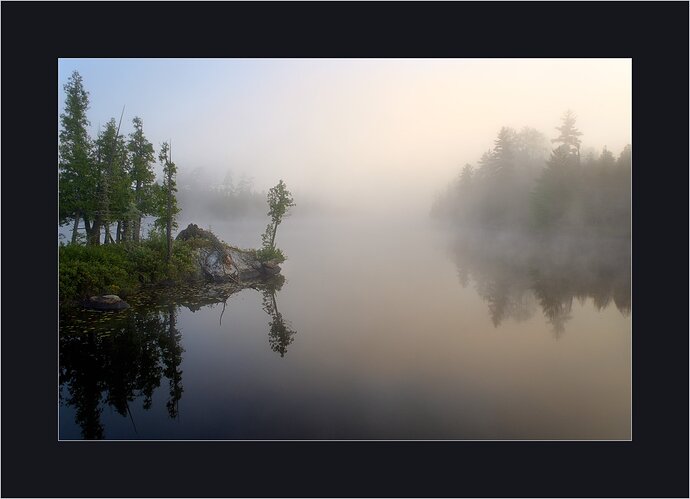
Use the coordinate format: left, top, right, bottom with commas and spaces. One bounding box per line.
60, 212, 630, 439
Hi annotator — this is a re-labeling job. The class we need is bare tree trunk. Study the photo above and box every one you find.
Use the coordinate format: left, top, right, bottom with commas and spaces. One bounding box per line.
71, 212, 81, 244
89, 216, 101, 246
271, 291, 279, 316
103, 223, 111, 245
166, 191, 172, 262
166, 220, 172, 262
270, 222, 278, 248
116, 221, 122, 243
134, 181, 142, 243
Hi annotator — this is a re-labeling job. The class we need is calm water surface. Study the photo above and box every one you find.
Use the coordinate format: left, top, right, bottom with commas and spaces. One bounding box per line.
59, 215, 631, 439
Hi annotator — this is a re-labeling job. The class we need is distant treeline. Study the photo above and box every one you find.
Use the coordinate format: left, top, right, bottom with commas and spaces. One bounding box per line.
176, 170, 267, 221
432, 111, 631, 238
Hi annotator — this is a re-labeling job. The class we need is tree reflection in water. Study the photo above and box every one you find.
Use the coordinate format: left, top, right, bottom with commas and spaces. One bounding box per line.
450, 231, 630, 335
216, 274, 297, 357
261, 284, 297, 358
161, 304, 183, 419
59, 276, 296, 439
60, 305, 184, 439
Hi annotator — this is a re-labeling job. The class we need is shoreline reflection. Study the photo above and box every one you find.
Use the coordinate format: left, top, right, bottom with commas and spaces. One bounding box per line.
449, 230, 630, 335
59, 276, 297, 439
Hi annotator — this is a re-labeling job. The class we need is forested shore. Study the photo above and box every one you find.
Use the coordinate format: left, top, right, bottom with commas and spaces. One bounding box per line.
432, 111, 631, 239
59, 71, 294, 304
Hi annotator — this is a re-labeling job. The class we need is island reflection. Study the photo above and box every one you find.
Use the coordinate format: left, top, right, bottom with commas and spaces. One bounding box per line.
449, 230, 630, 335
59, 275, 295, 439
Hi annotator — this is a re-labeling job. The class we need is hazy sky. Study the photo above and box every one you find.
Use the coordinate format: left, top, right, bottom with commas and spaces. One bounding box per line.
58, 58, 631, 215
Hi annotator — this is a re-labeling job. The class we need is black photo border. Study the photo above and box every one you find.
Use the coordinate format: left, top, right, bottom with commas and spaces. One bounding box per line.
2, 1, 688, 497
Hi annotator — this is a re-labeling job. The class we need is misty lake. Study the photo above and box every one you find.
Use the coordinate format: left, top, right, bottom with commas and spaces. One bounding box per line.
59, 214, 631, 440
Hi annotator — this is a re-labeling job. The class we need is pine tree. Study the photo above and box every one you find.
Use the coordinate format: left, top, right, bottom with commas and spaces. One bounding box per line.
127, 117, 156, 242
551, 110, 583, 161
59, 71, 95, 244
492, 126, 516, 171
156, 142, 179, 261
92, 118, 129, 245
258, 180, 295, 262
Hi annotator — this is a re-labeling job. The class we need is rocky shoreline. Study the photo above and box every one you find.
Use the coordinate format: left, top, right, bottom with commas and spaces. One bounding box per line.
83, 223, 283, 311
176, 223, 281, 282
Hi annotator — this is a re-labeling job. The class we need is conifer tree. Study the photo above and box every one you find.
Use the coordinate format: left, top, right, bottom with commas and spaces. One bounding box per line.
59, 71, 95, 244
551, 110, 583, 161
258, 180, 295, 263
92, 118, 129, 245
127, 117, 156, 242
156, 142, 179, 261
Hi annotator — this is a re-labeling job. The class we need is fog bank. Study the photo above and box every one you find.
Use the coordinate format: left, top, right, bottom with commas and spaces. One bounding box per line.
58, 58, 631, 217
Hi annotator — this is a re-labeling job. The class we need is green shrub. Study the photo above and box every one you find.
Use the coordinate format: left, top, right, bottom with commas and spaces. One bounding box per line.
59, 235, 196, 304
59, 244, 139, 303
256, 245, 286, 264
168, 240, 195, 280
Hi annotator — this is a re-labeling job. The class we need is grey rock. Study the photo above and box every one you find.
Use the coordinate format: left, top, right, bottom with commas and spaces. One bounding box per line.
84, 294, 130, 311
178, 223, 282, 283
261, 261, 282, 275
176, 223, 222, 245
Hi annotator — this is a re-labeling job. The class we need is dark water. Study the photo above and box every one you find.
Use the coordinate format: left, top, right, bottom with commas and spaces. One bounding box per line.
59, 215, 631, 440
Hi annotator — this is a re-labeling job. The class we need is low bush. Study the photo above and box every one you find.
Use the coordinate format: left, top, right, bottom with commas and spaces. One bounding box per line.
59, 244, 138, 302
59, 234, 196, 304
256, 246, 286, 264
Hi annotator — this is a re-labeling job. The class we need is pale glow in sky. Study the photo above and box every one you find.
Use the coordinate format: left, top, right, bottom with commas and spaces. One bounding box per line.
58, 58, 631, 215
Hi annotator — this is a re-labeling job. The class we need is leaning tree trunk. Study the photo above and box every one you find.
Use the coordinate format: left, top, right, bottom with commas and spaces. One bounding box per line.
271, 290, 279, 316
71, 212, 81, 244
133, 216, 141, 243
166, 192, 173, 262
134, 182, 142, 243
89, 216, 101, 246
166, 219, 172, 262
121, 219, 129, 243
270, 221, 278, 248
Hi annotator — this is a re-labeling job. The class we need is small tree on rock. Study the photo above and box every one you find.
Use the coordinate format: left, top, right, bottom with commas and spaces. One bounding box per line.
258, 180, 295, 263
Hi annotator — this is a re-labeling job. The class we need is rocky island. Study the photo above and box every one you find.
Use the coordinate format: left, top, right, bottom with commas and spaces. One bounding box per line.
176, 223, 281, 282
79, 223, 284, 311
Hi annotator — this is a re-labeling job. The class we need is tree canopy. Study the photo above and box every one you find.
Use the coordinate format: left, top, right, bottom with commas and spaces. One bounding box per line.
58, 71, 181, 248
433, 111, 630, 238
